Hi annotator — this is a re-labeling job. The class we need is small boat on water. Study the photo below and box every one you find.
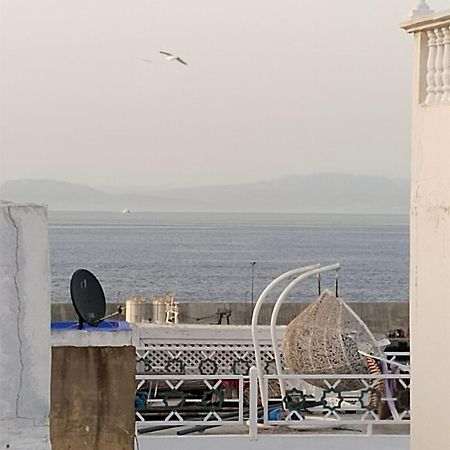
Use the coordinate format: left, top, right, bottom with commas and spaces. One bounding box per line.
121, 208, 131, 214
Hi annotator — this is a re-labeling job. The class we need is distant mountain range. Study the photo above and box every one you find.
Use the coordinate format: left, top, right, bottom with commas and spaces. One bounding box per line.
0, 174, 409, 214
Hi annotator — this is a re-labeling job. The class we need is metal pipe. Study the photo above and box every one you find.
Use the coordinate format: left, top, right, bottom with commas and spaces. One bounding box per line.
249, 366, 258, 439
250, 261, 256, 323
270, 263, 341, 401
251, 264, 320, 405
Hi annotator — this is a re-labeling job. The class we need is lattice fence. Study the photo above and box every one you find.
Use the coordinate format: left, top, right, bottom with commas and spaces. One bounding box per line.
136, 343, 284, 375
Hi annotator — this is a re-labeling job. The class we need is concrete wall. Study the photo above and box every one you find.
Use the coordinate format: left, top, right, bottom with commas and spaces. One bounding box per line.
138, 435, 409, 450
51, 327, 137, 348
403, 12, 450, 450
410, 62, 450, 450
0, 203, 51, 449
51, 301, 409, 338
50, 346, 136, 450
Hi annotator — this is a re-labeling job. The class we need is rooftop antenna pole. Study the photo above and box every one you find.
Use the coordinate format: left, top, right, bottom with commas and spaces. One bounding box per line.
250, 261, 256, 323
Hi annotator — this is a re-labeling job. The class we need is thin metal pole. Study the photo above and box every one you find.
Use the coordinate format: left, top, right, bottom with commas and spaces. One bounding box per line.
249, 366, 258, 440
250, 261, 256, 323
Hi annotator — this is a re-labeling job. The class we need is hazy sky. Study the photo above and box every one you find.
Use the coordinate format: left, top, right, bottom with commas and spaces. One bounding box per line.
1, 1, 449, 188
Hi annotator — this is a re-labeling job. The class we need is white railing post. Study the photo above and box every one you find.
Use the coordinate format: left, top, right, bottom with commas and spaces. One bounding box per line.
441, 26, 450, 102
434, 27, 445, 102
426, 29, 438, 104
249, 366, 258, 440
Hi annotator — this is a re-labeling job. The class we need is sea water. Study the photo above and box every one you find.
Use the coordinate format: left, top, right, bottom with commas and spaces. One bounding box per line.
48, 211, 409, 304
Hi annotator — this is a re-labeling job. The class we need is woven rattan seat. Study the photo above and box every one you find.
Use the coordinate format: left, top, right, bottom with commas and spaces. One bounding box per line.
283, 291, 380, 391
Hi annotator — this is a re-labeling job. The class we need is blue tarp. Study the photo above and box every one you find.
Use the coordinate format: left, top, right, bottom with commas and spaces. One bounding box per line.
51, 321, 131, 332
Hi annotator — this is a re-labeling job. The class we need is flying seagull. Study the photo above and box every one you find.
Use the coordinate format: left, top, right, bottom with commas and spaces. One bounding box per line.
160, 51, 187, 66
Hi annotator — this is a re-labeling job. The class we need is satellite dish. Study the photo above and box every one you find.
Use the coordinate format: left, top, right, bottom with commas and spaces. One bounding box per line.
70, 269, 106, 329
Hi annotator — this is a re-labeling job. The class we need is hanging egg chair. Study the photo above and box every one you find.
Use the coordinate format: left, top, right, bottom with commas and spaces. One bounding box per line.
282, 290, 381, 391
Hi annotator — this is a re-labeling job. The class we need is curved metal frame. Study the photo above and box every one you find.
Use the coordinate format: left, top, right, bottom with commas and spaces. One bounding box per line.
269, 263, 340, 400
251, 264, 321, 405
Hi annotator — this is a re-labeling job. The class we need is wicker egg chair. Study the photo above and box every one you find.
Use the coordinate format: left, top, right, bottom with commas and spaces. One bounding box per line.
282, 290, 381, 391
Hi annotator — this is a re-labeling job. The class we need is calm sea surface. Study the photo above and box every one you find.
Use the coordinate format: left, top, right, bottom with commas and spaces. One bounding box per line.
48, 212, 409, 304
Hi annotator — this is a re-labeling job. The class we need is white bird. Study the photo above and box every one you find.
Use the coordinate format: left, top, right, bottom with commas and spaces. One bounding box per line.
160, 51, 187, 66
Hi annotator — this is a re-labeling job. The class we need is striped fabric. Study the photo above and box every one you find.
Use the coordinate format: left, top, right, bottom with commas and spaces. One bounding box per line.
366, 357, 384, 409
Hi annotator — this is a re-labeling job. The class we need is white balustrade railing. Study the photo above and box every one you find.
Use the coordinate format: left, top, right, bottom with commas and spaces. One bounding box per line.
426, 25, 450, 104
403, 10, 450, 105
442, 26, 450, 102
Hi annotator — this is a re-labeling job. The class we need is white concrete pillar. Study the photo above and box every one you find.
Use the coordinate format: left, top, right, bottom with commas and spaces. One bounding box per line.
0, 203, 51, 449
403, 12, 450, 450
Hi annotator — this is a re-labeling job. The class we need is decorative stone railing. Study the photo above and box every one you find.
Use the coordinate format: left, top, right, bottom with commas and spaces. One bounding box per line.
402, 9, 450, 105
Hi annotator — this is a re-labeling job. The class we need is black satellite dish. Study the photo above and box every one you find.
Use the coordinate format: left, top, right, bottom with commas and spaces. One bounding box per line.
70, 269, 106, 329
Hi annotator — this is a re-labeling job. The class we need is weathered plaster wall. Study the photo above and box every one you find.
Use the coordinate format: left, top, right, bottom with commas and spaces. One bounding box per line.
0, 203, 51, 449
50, 346, 136, 450
410, 104, 450, 449
409, 30, 450, 450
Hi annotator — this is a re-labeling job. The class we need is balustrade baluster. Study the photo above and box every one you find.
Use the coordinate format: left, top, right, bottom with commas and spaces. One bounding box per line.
434, 28, 445, 102
441, 26, 450, 103
426, 30, 437, 104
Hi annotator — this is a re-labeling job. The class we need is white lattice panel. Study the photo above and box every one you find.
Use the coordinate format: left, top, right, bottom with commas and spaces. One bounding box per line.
136, 344, 284, 375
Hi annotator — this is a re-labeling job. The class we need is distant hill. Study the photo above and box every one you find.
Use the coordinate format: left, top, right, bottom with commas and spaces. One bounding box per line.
155, 174, 409, 214
0, 179, 200, 212
0, 174, 409, 213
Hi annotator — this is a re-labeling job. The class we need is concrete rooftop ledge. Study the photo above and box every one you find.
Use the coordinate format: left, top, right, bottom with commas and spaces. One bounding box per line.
401, 9, 450, 33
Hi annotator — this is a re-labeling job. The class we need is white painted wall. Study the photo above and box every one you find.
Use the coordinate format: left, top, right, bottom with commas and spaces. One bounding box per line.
0, 203, 51, 449
403, 11, 450, 450
51, 328, 134, 347
136, 323, 285, 345
138, 435, 409, 450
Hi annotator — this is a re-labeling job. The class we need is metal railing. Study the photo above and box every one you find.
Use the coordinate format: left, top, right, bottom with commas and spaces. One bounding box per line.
262, 372, 410, 433
135, 365, 410, 437
135, 373, 245, 426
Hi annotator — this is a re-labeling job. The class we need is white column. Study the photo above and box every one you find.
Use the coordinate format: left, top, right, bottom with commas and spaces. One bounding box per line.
441, 26, 450, 102
408, 17, 450, 450
434, 28, 445, 102
425, 30, 437, 104
0, 203, 51, 449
